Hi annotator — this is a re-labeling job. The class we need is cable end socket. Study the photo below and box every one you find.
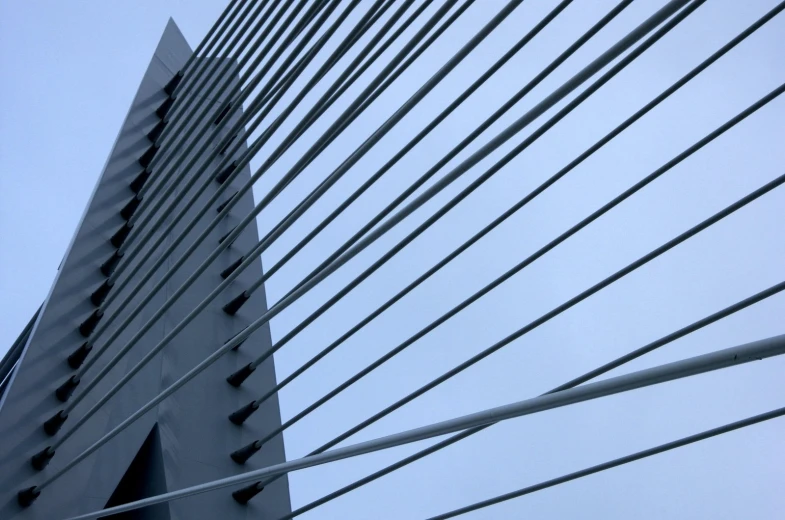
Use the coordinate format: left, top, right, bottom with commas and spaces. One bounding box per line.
43, 410, 68, 436
163, 70, 183, 96
55, 375, 80, 402
120, 195, 143, 221
129, 169, 151, 194
217, 191, 238, 213
213, 102, 232, 125
31, 447, 56, 471
138, 143, 160, 169
230, 440, 261, 464
67, 342, 92, 369
90, 279, 114, 306
156, 96, 175, 119
110, 222, 133, 249
18, 486, 40, 507
219, 134, 236, 156
227, 363, 255, 387
232, 482, 264, 504
218, 226, 237, 246
147, 118, 167, 143
215, 161, 238, 185
100, 250, 124, 277
78, 309, 104, 337
220, 256, 244, 279
228, 400, 259, 425
223, 291, 249, 316
224, 326, 248, 351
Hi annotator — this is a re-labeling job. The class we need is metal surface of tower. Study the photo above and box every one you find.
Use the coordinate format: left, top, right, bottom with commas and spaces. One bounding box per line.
2, 1, 784, 518
0, 20, 291, 519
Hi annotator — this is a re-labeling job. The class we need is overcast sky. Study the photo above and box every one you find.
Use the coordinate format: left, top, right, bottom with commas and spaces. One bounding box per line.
1, 0, 784, 518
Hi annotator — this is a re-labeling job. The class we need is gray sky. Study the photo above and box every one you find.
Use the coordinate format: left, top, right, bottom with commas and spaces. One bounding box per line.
2, 0, 784, 518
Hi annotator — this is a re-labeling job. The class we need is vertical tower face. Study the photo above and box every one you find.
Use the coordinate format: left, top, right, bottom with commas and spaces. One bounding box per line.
0, 19, 291, 519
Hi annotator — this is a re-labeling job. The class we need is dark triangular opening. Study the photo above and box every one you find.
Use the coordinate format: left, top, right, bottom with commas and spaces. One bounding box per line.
102, 423, 170, 519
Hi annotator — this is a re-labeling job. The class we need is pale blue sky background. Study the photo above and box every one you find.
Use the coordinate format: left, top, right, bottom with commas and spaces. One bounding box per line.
2, 0, 785, 518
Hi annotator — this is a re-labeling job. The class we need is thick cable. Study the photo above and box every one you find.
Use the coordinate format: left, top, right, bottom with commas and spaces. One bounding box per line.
63, 0, 401, 401
60, 0, 354, 400
220, 0, 476, 271
32, 0, 518, 488
65, 0, 690, 454
244, 81, 785, 470
236, 0, 698, 395
70, 0, 339, 377
105, 0, 304, 274
277, 0, 693, 309
90, 0, 378, 320
124, 0, 279, 232
56, 334, 785, 518
154, 0, 270, 142
36, 0, 683, 492
281, 278, 785, 518
239, 0, 625, 323
60, 0, 458, 410
244, 0, 784, 421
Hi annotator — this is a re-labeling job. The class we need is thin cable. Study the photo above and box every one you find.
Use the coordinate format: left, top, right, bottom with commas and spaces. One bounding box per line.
94, 0, 273, 274
0, 360, 19, 395
243, 0, 581, 303
243, 82, 785, 470
237, 0, 699, 394
242, 0, 785, 421
113, 0, 305, 266
55, 334, 785, 518
237, 0, 626, 330
244, 0, 445, 198
105, 0, 303, 274
219, 0, 476, 274
280, 279, 785, 518
90, 0, 384, 319
155, 0, 267, 146
62, 0, 404, 398
223, 0, 692, 380
49, 0, 425, 426
59, 0, 355, 404
155, 0, 270, 140
427, 405, 785, 519
277, 0, 694, 309
38, 0, 689, 491
89, 0, 692, 453
0, 306, 40, 382
126, 0, 280, 228
57, 0, 461, 413
69, 0, 340, 377
147, 0, 320, 178
43, 0, 488, 464
31, 0, 519, 488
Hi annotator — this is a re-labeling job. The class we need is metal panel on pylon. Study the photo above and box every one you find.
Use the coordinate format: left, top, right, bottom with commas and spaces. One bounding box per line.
0, 19, 291, 519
